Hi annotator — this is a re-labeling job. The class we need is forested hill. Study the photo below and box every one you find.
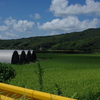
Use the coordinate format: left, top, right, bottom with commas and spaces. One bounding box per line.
0, 28, 100, 52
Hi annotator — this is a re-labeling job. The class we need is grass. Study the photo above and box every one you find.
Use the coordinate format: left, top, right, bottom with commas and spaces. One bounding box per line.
9, 53, 100, 100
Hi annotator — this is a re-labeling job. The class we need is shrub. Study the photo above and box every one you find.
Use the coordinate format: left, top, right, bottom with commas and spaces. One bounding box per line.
26, 50, 32, 63
11, 51, 19, 64
19, 51, 27, 64
0, 63, 16, 83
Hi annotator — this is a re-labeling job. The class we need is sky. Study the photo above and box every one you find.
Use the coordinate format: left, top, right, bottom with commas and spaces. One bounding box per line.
0, 0, 100, 39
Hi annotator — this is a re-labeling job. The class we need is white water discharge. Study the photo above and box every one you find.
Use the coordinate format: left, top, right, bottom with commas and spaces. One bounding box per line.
0, 50, 32, 63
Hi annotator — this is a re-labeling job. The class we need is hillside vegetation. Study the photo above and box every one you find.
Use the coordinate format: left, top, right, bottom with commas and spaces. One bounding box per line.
0, 28, 100, 52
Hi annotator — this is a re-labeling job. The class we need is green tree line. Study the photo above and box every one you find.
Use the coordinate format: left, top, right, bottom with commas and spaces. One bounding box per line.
0, 28, 100, 52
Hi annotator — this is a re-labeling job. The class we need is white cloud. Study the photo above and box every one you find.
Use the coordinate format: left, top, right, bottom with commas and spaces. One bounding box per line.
34, 13, 41, 19
0, 25, 8, 31
38, 16, 99, 33
47, 31, 60, 36
0, 17, 35, 39
13, 20, 34, 33
39, 0, 99, 35
4, 17, 16, 26
30, 13, 41, 19
0, 35, 5, 39
4, 17, 35, 33
50, 0, 100, 17
5, 32, 18, 37
0, 31, 19, 39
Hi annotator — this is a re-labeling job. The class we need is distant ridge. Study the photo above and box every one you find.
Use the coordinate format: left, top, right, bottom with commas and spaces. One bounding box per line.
0, 28, 100, 52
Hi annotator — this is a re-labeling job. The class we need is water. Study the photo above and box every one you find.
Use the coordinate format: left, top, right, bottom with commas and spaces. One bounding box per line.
0, 50, 33, 63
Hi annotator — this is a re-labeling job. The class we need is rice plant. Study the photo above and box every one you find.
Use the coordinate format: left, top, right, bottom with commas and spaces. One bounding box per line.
9, 53, 100, 100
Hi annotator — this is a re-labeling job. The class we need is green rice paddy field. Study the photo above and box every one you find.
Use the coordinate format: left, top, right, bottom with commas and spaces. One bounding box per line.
10, 53, 100, 100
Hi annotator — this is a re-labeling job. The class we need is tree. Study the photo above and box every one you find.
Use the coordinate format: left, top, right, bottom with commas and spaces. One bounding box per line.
19, 50, 27, 64
26, 50, 32, 63
31, 50, 36, 62
11, 51, 19, 64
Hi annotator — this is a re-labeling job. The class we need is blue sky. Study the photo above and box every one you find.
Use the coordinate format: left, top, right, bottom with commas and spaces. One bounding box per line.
0, 0, 100, 39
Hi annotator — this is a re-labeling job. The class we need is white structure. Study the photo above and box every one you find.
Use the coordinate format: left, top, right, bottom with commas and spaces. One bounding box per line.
0, 50, 33, 63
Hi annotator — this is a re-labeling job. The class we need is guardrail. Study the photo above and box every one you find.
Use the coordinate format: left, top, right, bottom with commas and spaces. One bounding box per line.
0, 83, 77, 100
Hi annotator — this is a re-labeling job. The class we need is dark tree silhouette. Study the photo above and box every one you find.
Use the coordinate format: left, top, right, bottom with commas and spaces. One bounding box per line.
11, 51, 19, 64
26, 50, 32, 63
31, 50, 37, 62
19, 50, 27, 64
